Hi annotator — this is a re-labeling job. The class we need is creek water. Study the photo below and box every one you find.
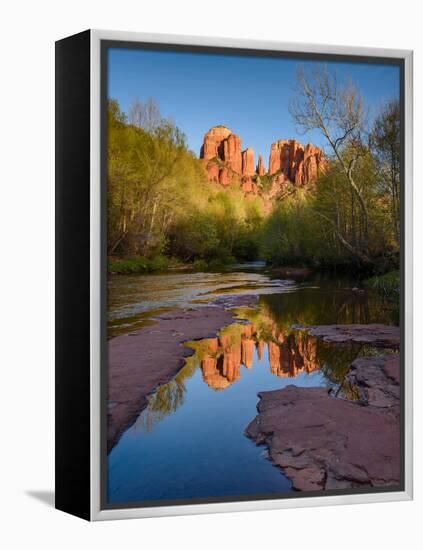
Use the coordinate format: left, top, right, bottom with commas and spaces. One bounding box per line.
107, 268, 396, 505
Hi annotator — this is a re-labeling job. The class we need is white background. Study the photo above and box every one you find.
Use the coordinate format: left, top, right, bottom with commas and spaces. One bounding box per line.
1, 0, 421, 547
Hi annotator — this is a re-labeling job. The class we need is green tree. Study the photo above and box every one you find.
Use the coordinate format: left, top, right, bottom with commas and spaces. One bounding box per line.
107, 98, 201, 257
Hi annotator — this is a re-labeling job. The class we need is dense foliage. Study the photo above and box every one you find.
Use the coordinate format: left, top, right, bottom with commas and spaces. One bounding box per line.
107, 99, 264, 269
364, 270, 400, 299
261, 145, 399, 271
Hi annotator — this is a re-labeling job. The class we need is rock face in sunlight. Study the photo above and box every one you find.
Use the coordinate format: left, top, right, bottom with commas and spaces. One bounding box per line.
242, 147, 255, 176
224, 133, 243, 174
268, 139, 327, 184
200, 125, 233, 162
200, 126, 327, 196
246, 353, 401, 491
200, 125, 242, 185
256, 153, 266, 176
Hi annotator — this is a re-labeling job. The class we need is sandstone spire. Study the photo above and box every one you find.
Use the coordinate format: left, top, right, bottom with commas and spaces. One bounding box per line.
241, 147, 255, 176
268, 139, 326, 184
256, 154, 265, 176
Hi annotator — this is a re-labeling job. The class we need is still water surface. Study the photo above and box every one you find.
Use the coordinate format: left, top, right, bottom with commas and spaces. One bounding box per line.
107, 269, 396, 504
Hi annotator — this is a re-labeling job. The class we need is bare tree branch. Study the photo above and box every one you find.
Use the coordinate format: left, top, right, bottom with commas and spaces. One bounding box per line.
289, 63, 370, 258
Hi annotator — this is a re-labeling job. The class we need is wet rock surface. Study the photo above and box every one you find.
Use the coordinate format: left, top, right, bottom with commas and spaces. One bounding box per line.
345, 354, 400, 407
303, 324, 400, 349
108, 294, 258, 452
246, 353, 400, 491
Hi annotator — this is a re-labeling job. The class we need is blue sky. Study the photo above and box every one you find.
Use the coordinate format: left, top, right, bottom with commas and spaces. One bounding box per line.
108, 47, 399, 167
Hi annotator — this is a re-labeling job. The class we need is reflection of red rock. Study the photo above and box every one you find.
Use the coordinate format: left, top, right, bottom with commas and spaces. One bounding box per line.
267, 333, 318, 378
199, 319, 322, 389
201, 342, 241, 390
107, 305, 239, 452
268, 341, 281, 375
296, 334, 319, 373
200, 324, 257, 390
202, 355, 233, 390
220, 333, 242, 383
241, 337, 254, 368
256, 341, 265, 361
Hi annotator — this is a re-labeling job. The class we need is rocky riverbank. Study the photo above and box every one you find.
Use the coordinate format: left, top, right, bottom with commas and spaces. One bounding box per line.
246, 347, 401, 491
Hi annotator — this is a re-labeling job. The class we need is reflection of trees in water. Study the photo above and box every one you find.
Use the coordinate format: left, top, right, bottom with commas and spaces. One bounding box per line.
134, 356, 197, 433
322, 345, 394, 400
318, 341, 373, 401
257, 286, 396, 328
134, 287, 393, 432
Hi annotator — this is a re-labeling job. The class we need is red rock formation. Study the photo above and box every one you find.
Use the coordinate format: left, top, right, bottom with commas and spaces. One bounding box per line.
241, 148, 255, 176
200, 126, 232, 161
218, 167, 232, 186
256, 154, 265, 176
268, 139, 326, 184
305, 143, 325, 182
241, 178, 258, 194
223, 133, 242, 174
268, 140, 285, 175
200, 126, 242, 185
200, 126, 326, 194
205, 161, 220, 183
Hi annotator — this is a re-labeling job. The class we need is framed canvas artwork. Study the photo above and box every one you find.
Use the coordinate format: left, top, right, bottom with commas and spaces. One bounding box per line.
55, 29, 413, 521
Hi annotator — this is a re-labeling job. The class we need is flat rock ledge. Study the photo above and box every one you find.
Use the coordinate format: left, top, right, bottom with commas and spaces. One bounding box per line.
108, 294, 258, 453
246, 353, 400, 491
302, 324, 400, 349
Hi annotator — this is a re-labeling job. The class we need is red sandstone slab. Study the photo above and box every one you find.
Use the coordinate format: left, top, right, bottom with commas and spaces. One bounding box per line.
246, 354, 400, 491
304, 324, 400, 349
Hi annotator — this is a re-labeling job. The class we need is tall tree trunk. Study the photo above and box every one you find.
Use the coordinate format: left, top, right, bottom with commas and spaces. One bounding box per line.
144, 198, 158, 255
